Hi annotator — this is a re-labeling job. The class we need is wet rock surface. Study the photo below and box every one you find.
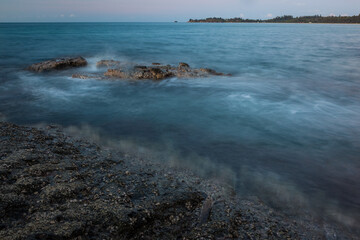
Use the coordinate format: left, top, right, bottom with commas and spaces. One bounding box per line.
103, 62, 231, 80
0, 122, 350, 239
96, 60, 121, 68
27, 57, 87, 72
27, 57, 231, 81
71, 73, 103, 80
69, 60, 231, 81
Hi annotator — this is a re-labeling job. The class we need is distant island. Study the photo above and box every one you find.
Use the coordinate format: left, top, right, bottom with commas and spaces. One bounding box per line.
189, 14, 360, 24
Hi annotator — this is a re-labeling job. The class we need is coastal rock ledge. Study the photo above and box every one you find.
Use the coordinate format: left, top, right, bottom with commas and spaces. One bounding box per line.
0, 121, 342, 239
102, 62, 231, 80
27, 57, 87, 72
26, 57, 231, 81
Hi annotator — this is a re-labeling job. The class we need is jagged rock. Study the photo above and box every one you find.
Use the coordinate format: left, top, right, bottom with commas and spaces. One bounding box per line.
27, 57, 87, 72
27, 57, 230, 81
178, 62, 190, 70
199, 68, 231, 76
104, 62, 230, 81
41, 182, 87, 203
105, 66, 174, 80
0, 122, 347, 239
96, 60, 121, 68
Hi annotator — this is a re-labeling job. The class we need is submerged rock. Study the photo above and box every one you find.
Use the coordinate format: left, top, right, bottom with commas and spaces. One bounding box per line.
72, 73, 91, 79
71, 73, 103, 80
199, 68, 228, 76
27, 57, 87, 72
96, 60, 121, 68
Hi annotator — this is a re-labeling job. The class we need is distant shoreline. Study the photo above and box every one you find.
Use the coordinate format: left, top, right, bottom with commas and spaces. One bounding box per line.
188, 22, 360, 25
188, 14, 360, 24
0, 21, 359, 25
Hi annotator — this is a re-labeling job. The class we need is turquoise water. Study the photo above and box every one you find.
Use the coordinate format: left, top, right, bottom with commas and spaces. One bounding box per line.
1, 23, 360, 228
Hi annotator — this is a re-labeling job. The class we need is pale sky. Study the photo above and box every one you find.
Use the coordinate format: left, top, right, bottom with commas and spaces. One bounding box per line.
0, 0, 359, 22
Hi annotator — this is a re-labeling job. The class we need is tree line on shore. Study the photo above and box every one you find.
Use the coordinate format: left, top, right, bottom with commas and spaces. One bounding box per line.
188, 14, 360, 23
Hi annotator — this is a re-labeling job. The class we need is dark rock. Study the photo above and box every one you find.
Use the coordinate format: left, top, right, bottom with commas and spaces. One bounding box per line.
134, 65, 148, 70
104, 69, 129, 78
149, 67, 174, 80
0, 193, 28, 219
0, 121, 348, 239
14, 177, 47, 194
27, 57, 87, 72
199, 68, 232, 76
104, 62, 229, 81
105, 67, 174, 80
41, 182, 87, 203
27, 57, 230, 81
178, 62, 190, 70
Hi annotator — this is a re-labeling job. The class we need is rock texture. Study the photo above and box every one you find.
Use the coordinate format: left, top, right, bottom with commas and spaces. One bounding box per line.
0, 121, 343, 239
104, 66, 175, 80
27, 57, 231, 81
96, 60, 121, 68
27, 57, 87, 72
101, 62, 231, 81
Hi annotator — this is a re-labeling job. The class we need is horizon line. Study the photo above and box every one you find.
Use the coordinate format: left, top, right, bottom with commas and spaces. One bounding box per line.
1, 13, 359, 24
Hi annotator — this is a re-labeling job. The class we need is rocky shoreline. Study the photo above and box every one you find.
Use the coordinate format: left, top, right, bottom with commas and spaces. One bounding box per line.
1, 121, 353, 239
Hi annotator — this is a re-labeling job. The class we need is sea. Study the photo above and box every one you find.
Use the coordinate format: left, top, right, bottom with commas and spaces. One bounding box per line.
0, 22, 359, 231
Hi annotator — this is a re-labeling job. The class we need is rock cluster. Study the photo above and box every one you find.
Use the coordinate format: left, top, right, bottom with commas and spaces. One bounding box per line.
0, 122, 332, 239
103, 61, 231, 80
26, 57, 231, 81
27, 57, 87, 72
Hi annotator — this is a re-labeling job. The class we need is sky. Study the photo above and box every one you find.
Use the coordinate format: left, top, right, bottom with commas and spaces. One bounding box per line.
0, 0, 359, 22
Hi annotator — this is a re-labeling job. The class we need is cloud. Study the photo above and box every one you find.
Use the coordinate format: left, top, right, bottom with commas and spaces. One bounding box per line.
266, 13, 273, 18
295, 2, 306, 6
1, 0, 360, 22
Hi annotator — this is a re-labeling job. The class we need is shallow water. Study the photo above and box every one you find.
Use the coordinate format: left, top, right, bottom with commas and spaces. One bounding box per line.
1, 22, 360, 228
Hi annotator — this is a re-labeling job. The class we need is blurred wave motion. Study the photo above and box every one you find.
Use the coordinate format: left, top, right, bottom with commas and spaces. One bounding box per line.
0, 22, 359, 228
